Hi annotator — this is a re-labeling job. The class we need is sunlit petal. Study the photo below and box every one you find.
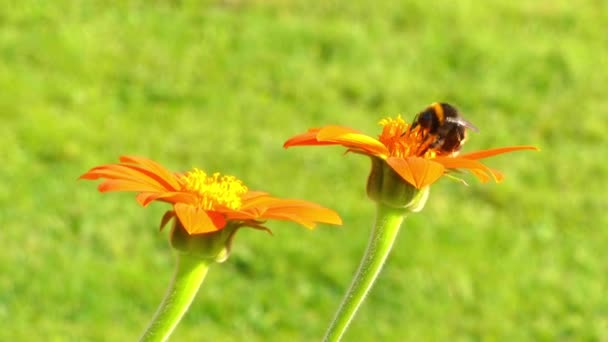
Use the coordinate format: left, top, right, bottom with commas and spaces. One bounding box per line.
97, 179, 165, 193
119, 156, 182, 190
240, 191, 270, 201
489, 168, 504, 182
174, 203, 226, 234
434, 156, 501, 182
386, 157, 445, 189
264, 203, 342, 226
81, 165, 163, 186
81, 162, 178, 193
283, 128, 338, 147
258, 211, 319, 229
459, 146, 539, 160
467, 168, 492, 183
317, 126, 388, 156
235, 196, 342, 226
136, 192, 196, 207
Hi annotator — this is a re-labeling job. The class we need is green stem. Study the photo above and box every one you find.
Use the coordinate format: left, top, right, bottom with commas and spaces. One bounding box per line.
139, 253, 211, 342
323, 203, 406, 342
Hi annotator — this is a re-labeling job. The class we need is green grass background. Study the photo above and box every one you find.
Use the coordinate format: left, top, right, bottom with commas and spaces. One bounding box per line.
1, 1, 607, 340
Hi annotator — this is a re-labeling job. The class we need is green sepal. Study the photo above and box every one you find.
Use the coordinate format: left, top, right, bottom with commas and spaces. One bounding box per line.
366, 157, 430, 213
169, 219, 240, 263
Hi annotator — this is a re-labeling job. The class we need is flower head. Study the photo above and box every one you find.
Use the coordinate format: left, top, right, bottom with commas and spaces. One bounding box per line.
284, 104, 538, 191
80, 156, 342, 235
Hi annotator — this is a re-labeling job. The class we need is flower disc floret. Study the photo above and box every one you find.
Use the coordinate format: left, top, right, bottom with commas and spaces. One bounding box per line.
378, 116, 436, 159
180, 169, 247, 211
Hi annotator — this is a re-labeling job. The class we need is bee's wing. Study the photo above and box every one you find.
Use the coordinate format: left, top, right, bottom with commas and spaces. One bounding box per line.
445, 116, 479, 132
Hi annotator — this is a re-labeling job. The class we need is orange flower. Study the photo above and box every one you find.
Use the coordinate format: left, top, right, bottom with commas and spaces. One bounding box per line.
284, 115, 538, 189
80, 156, 342, 235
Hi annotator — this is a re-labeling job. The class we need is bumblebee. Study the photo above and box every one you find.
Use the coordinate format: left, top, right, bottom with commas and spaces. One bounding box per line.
411, 102, 478, 155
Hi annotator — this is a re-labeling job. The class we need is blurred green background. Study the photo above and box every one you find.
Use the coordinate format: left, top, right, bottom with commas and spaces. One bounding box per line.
1, 1, 607, 340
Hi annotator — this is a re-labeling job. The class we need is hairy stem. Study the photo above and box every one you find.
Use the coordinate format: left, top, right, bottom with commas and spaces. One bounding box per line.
140, 253, 210, 342
323, 203, 406, 342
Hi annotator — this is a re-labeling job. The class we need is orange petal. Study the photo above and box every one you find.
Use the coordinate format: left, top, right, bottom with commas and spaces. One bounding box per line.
489, 168, 504, 182
468, 167, 504, 183
239, 194, 282, 209
240, 191, 270, 201
467, 168, 492, 183
257, 211, 319, 229
97, 179, 165, 193
119, 156, 182, 190
81, 164, 164, 187
264, 203, 342, 228
231, 196, 342, 228
386, 157, 445, 189
317, 126, 388, 156
174, 203, 226, 234
135, 192, 195, 207
80, 158, 180, 193
434, 157, 501, 183
223, 209, 259, 221
283, 128, 338, 147
459, 146, 539, 160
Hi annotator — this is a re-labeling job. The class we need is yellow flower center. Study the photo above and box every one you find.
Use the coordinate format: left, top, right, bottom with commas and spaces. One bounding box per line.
180, 169, 248, 210
378, 116, 437, 159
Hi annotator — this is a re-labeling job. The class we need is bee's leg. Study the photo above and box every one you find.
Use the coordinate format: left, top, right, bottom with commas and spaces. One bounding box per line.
430, 137, 445, 149
415, 134, 437, 156
400, 124, 415, 138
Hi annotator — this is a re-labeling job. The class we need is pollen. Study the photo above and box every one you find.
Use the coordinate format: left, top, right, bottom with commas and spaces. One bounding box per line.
180, 169, 248, 210
378, 116, 437, 159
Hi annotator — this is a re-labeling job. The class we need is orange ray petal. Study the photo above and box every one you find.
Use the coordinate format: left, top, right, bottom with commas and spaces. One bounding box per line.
119, 156, 182, 190
81, 164, 164, 186
317, 126, 388, 156
263, 203, 342, 225
257, 211, 319, 229
81, 162, 179, 193
386, 157, 445, 189
459, 146, 539, 160
223, 209, 260, 221
234, 196, 342, 227
240, 191, 270, 201
240, 196, 309, 211
237, 194, 305, 212
434, 157, 501, 183
283, 128, 339, 147
97, 179, 167, 193
466, 168, 492, 183
135, 192, 196, 207
174, 203, 226, 235
489, 168, 504, 182
265, 210, 341, 228
464, 167, 504, 183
